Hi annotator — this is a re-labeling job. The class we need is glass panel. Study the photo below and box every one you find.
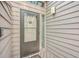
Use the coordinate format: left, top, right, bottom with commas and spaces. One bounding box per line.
24, 13, 37, 42
27, 1, 44, 7
38, 2, 42, 7
24, 29, 36, 42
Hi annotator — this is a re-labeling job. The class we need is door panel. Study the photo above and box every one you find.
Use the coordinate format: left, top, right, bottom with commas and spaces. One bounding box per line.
20, 10, 39, 57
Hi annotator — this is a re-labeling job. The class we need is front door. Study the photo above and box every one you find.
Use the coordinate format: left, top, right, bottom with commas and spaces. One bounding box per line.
20, 10, 40, 57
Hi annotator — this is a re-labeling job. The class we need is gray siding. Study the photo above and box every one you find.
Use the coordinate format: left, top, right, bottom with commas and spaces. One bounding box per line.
0, 2, 12, 58
46, 1, 79, 58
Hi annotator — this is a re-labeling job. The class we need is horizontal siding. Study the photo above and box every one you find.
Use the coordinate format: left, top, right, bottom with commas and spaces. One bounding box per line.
11, 7, 20, 58
0, 2, 11, 24
10, 1, 46, 15
0, 2, 12, 58
46, 1, 79, 58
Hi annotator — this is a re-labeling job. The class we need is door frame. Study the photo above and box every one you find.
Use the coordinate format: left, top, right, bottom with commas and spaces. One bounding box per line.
20, 9, 40, 57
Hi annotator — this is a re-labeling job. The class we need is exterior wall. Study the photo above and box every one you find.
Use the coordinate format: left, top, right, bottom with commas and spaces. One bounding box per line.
46, 1, 79, 58
0, 2, 12, 58
10, 1, 46, 58
11, 7, 20, 58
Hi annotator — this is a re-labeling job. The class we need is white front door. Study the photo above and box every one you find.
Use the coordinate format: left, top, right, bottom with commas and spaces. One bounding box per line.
20, 10, 40, 57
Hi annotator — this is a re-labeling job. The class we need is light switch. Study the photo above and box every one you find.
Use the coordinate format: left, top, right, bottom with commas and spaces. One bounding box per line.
51, 7, 56, 15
